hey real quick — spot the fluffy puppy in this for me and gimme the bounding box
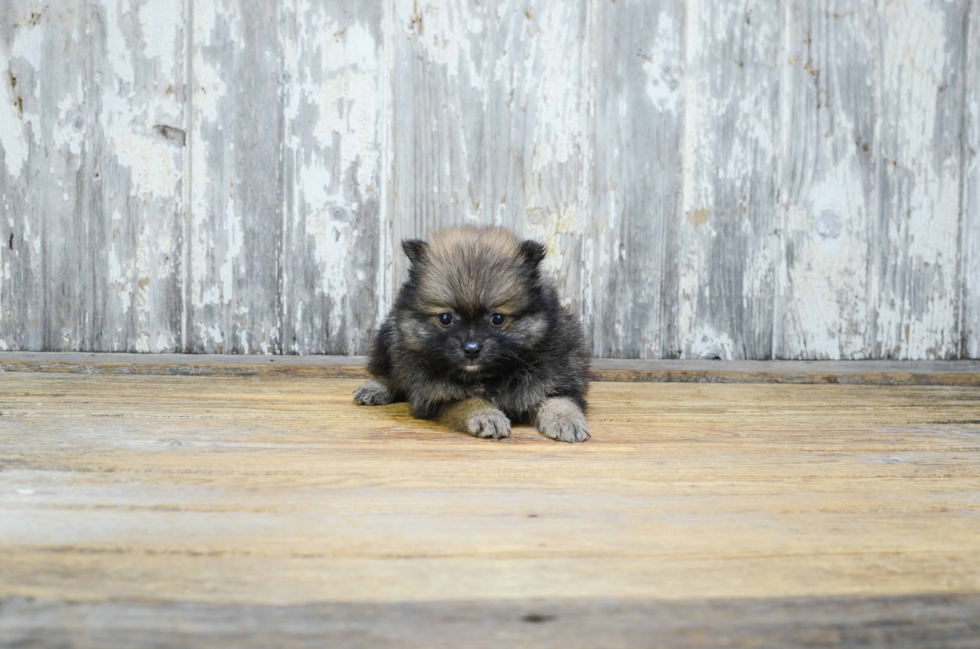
[354,227,590,442]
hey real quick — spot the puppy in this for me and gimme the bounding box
[354,227,590,442]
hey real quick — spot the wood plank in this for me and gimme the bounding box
[0,3,89,351]
[963,0,980,359]
[0,2,39,352]
[776,0,877,359]
[280,0,384,355]
[2,353,980,384]
[590,0,683,358]
[389,0,492,287]
[0,2,185,354]
[88,0,186,352]
[1,373,978,643]
[185,0,283,353]
[487,0,591,318]
[0,376,978,606]
[4,594,980,648]
[872,0,967,359]
[388,0,592,310]
[0,352,371,378]
[678,0,781,360]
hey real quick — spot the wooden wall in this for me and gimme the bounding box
[1,0,977,359]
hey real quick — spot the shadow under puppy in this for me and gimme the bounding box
[354,227,590,442]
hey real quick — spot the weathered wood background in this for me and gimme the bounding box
[0,0,977,359]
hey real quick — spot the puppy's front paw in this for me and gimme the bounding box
[467,411,511,439]
[354,380,395,406]
[535,397,590,443]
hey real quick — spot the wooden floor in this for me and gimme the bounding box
[1,369,980,647]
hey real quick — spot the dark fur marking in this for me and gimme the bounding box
[401,239,429,266]
[518,239,547,267]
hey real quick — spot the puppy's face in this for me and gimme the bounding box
[398,228,548,378]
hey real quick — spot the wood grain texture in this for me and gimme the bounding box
[488,0,591,318]
[963,0,980,360]
[389,0,492,290]
[776,0,876,360]
[186,0,283,353]
[872,0,967,360]
[1,0,978,360]
[5,595,980,648]
[3,353,980,384]
[281,0,384,355]
[0,3,90,351]
[678,0,781,360]
[590,0,683,358]
[90,0,187,352]
[0,373,978,645]
[388,0,592,306]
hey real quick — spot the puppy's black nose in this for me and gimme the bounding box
[463,341,482,359]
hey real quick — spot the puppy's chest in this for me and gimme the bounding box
[464,383,488,399]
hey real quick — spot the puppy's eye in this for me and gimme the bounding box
[489,312,506,327]
[438,312,454,327]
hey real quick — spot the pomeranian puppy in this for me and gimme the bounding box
[354,227,590,442]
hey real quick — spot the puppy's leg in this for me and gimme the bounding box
[354,380,396,406]
[534,397,590,443]
[440,398,511,439]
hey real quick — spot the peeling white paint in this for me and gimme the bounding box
[188,2,226,318]
[876,0,961,359]
[681,0,705,217]
[690,326,736,360]
[137,0,181,74]
[678,0,706,355]
[1,0,976,359]
[523,3,586,173]
[281,0,386,352]
[116,131,180,199]
[643,13,681,115]
[780,165,871,359]
[133,221,151,352]
[0,20,44,175]
[153,331,173,352]
[964,5,980,360]
[86,0,186,351]
[197,324,224,345]
[676,0,781,359]
[219,200,242,306]
[108,241,132,316]
[310,22,380,192]
[488,0,592,317]
[410,0,485,89]
[99,0,181,200]
[0,75,29,174]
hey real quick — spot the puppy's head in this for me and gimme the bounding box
[398,227,550,378]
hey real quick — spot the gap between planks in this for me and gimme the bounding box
[0,353,979,385]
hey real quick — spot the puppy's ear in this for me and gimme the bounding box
[517,240,546,268]
[401,239,429,266]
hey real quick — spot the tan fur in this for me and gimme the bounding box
[534,397,590,443]
[396,317,431,353]
[506,311,548,345]
[416,227,531,314]
[439,397,511,439]
[429,227,520,259]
